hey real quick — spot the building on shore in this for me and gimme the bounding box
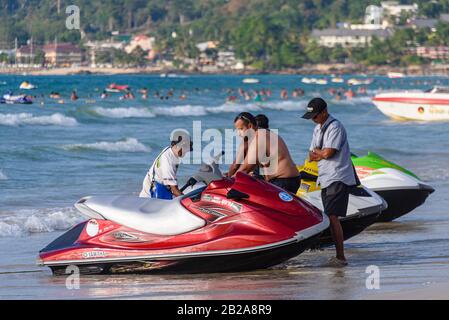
[408,46,449,60]
[311,28,393,48]
[125,35,156,59]
[16,42,82,67]
[42,43,82,67]
[408,18,439,31]
[381,1,418,18]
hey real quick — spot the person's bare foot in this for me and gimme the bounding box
[327,257,348,267]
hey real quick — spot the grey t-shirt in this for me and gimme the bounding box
[309,115,356,189]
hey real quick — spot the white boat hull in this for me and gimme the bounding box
[373,91,449,121]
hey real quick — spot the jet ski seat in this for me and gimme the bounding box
[75,196,206,236]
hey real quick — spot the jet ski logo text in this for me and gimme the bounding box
[174,121,280,175]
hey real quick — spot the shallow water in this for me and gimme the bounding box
[0,74,448,299]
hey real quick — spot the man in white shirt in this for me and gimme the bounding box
[140,130,193,199]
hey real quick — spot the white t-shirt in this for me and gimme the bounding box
[140,147,180,198]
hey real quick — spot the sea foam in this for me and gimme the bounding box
[0,113,78,127]
[63,138,150,153]
[0,207,82,237]
[93,107,155,118]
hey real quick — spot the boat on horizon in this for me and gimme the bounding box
[387,72,405,79]
[242,78,260,84]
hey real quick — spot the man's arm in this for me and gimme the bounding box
[310,125,343,161]
[169,185,183,197]
[235,135,258,175]
[310,148,337,161]
[227,140,246,176]
[227,162,240,177]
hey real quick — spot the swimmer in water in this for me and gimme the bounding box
[70,91,78,101]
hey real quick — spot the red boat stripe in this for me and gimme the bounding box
[372,97,449,105]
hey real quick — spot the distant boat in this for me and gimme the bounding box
[348,78,374,86]
[243,78,260,84]
[301,77,313,84]
[387,72,405,79]
[331,77,345,83]
[302,77,327,85]
[315,79,328,85]
[19,81,36,90]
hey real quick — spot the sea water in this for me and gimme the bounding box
[0,74,448,299]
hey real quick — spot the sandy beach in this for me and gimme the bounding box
[368,282,449,300]
[1,63,449,76]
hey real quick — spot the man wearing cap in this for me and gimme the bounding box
[140,130,193,200]
[302,98,357,266]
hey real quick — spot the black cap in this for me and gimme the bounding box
[302,97,327,119]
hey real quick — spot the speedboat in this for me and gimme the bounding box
[1,93,33,105]
[315,79,328,85]
[19,81,36,90]
[387,72,405,79]
[352,152,434,222]
[242,78,260,84]
[347,78,373,86]
[301,77,314,84]
[331,77,345,84]
[297,160,387,246]
[372,87,449,121]
[38,156,329,275]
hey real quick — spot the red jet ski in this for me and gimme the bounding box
[38,157,329,275]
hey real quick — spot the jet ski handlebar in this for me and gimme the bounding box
[180,151,225,192]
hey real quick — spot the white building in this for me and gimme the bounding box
[381,1,418,17]
[311,29,393,48]
[196,41,219,52]
[125,35,155,54]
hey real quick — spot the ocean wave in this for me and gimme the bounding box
[330,96,373,105]
[153,105,208,117]
[93,107,155,118]
[0,113,78,127]
[206,103,263,114]
[0,207,83,237]
[63,138,150,153]
[90,100,309,119]
[261,100,307,111]
[0,170,7,180]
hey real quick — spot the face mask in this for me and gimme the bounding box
[237,129,246,138]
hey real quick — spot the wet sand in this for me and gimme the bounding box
[1,211,448,300]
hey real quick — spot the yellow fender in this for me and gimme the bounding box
[296,159,321,196]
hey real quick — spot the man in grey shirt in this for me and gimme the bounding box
[302,97,357,266]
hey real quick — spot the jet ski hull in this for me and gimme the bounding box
[39,173,329,275]
[374,186,434,222]
[353,152,435,222]
[317,212,380,247]
[44,226,321,275]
